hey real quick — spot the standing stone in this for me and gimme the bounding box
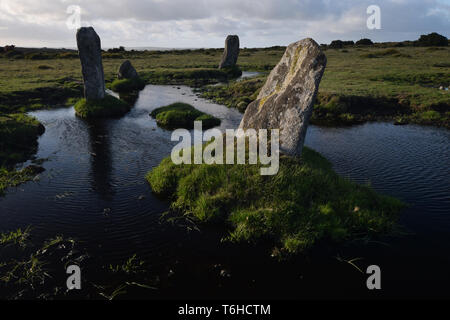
[118,60,138,79]
[239,38,327,157]
[76,27,105,100]
[219,35,240,69]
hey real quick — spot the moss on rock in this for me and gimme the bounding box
[110,77,146,93]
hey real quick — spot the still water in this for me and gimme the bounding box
[1,84,449,299]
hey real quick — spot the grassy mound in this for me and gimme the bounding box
[110,77,146,93]
[146,146,405,255]
[74,94,130,118]
[0,113,45,166]
[150,102,221,129]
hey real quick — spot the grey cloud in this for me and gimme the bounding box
[0,0,448,48]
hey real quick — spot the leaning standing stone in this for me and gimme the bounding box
[76,27,105,100]
[118,60,139,79]
[219,35,240,69]
[239,38,327,157]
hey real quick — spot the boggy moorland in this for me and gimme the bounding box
[0,35,449,299]
[1,42,448,181]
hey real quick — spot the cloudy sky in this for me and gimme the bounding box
[0,0,449,48]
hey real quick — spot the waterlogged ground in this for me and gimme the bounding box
[0,84,449,299]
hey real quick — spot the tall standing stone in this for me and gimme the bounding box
[76,27,105,100]
[219,35,240,69]
[239,38,327,157]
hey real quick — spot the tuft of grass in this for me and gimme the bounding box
[0,166,45,196]
[411,110,446,125]
[146,146,405,254]
[418,110,441,121]
[150,102,221,130]
[0,254,49,286]
[0,227,31,247]
[0,113,45,167]
[40,236,66,252]
[74,94,130,118]
[108,254,145,275]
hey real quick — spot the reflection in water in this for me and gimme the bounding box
[86,120,114,200]
[119,92,139,105]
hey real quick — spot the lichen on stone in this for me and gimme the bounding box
[258,83,282,110]
[289,45,304,76]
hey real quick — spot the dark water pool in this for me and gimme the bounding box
[1,85,449,299]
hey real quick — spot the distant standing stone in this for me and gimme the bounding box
[239,38,327,157]
[76,27,105,100]
[118,60,139,79]
[219,35,240,69]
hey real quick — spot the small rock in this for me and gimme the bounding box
[118,60,139,80]
[138,195,146,200]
